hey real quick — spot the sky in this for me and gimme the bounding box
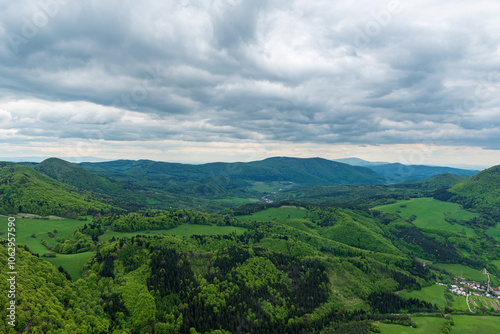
[0,0,499,167]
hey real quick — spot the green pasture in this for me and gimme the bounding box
[451,296,469,311]
[374,198,477,236]
[486,223,500,242]
[44,252,93,281]
[451,315,500,333]
[397,285,448,308]
[0,215,89,255]
[377,316,445,333]
[434,263,487,282]
[238,206,308,221]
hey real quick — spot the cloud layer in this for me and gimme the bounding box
[1,0,499,164]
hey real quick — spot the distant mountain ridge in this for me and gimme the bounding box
[78,156,387,187]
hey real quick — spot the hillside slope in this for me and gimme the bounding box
[450,165,500,211]
[0,162,115,216]
[34,158,127,195]
[368,163,478,184]
[79,156,386,192]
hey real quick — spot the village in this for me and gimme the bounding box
[439,280,500,299]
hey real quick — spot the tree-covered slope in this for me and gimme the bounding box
[367,163,478,184]
[414,173,470,190]
[79,156,386,190]
[449,165,500,211]
[34,158,126,196]
[0,162,115,216]
[0,241,110,333]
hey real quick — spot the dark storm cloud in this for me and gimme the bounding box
[0,0,500,150]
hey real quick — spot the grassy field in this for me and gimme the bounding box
[492,260,500,271]
[44,252,93,281]
[0,215,89,255]
[397,285,448,308]
[100,223,248,241]
[486,223,500,242]
[377,317,445,333]
[238,206,308,221]
[451,315,500,333]
[452,296,470,311]
[433,263,487,282]
[373,198,477,236]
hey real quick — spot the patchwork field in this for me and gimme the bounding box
[397,284,448,308]
[1,215,247,280]
[468,295,500,312]
[373,197,477,236]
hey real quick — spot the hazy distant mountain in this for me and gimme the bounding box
[79,156,386,192]
[332,157,389,166]
[365,163,478,184]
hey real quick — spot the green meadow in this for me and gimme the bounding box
[377,317,445,333]
[374,197,477,236]
[44,252,93,281]
[397,284,448,308]
[486,223,500,242]
[433,263,487,282]
[0,215,89,255]
[238,206,308,221]
[451,316,500,333]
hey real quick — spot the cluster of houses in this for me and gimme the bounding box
[438,280,500,299]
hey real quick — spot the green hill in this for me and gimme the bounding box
[0,162,115,216]
[78,157,386,199]
[414,173,470,190]
[34,158,126,195]
[368,163,478,184]
[450,165,500,211]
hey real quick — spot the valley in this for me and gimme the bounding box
[0,157,499,333]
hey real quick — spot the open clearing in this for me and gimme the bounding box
[451,315,500,333]
[373,198,477,236]
[377,316,445,333]
[397,284,448,308]
[486,223,500,242]
[433,263,487,282]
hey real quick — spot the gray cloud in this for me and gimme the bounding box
[1,0,500,159]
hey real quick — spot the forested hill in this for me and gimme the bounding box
[449,164,500,211]
[78,156,386,186]
[0,162,117,217]
[34,158,127,196]
[366,163,478,184]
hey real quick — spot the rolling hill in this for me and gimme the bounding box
[78,156,386,193]
[0,162,116,217]
[449,165,500,211]
[366,163,478,184]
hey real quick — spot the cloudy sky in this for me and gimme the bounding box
[1,0,499,167]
